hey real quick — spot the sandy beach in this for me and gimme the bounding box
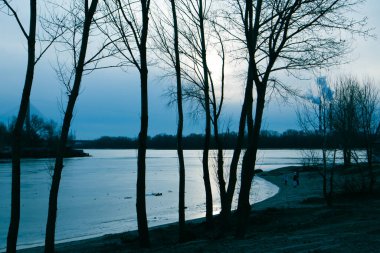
[18,165,380,253]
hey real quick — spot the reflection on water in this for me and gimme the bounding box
[0,149,308,250]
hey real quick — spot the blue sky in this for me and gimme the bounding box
[0,0,379,140]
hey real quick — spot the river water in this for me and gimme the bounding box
[0,149,304,251]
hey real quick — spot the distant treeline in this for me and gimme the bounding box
[0,115,73,150]
[74,129,366,150]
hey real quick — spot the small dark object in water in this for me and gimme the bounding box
[152,193,162,196]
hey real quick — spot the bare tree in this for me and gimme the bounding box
[43,1,110,251]
[2,2,37,251]
[176,5,230,226]
[174,0,214,226]
[208,22,228,226]
[297,76,336,206]
[171,0,186,241]
[1,1,61,251]
[169,0,186,242]
[332,76,361,168]
[222,0,369,237]
[356,78,379,192]
[103,0,151,247]
[151,0,187,241]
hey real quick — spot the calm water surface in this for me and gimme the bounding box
[0,149,305,251]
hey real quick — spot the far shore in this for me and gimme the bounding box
[18,165,380,253]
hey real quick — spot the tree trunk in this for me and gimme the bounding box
[328,150,336,205]
[221,91,248,220]
[209,31,227,227]
[222,0,263,225]
[322,149,332,206]
[208,52,226,227]
[343,146,351,167]
[44,2,98,252]
[136,68,149,247]
[7,1,36,252]
[136,1,150,247]
[198,0,213,226]
[220,72,253,225]
[214,119,226,217]
[211,76,227,227]
[236,84,265,238]
[170,0,186,242]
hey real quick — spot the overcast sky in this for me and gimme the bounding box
[0,0,379,140]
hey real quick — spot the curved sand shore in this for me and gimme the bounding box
[18,166,380,253]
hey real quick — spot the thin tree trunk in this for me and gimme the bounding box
[328,149,336,204]
[136,0,150,247]
[209,34,227,226]
[221,72,253,223]
[44,2,98,252]
[7,1,36,252]
[198,0,213,226]
[208,72,227,225]
[136,68,149,247]
[222,91,248,220]
[322,149,330,206]
[170,0,186,242]
[343,146,351,167]
[214,120,226,216]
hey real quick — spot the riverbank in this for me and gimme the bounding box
[0,147,89,159]
[19,165,380,253]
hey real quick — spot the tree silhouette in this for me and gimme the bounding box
[1,1,60,251]
[223,0,369,237]
[44,1,106,251]
[175,0,215,226]
[357,78,380,192]
[151,0,188,241]
[298,77,336,206]
[103,0,152,247]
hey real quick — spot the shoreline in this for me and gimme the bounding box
[17,165,380,252]
[14,166,292,252]
[13,170,282,252]
[6,173,278,252]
